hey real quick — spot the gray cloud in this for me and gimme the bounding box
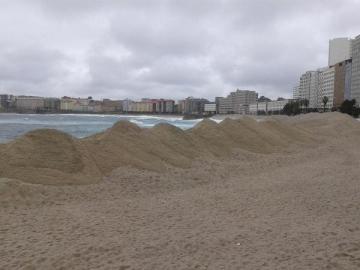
[0,0,360,100]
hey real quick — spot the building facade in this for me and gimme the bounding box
[344,60,352,101]
[298,71,320,108]
[44,98,60,112]
[218,89,258,114]
[297,67,337,110]
[318,66,335,109]
[60,97,96,112]
[180,97,209,115]
[328,37,352,66]
[123,99,175,113]
[292,85,300,100]
[333,60,351,108]
[249,99,290,115]
[0,94,15,111]
[102,99,123,112]
[204,103,216,114]
[15,96,45,112]
[350,35,360,104]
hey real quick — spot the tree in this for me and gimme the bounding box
[299,99,309,113]
[322,96,329,112]
[258,96,271,102]
[282,100,301,115]
[340,99,360,118]
[303,99,309,112]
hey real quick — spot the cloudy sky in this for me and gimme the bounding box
[0,0,359,101]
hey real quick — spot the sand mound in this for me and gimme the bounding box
[85,121,161,172]
[0,129,102,185]
[1,113,358,187]
[218,118,276,153]
[147,123,200,160]
[258,119,314,145]
[291,112,360,137]
[188,119,236,156]
[86,122,199,173]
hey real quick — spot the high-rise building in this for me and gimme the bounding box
[344,60,352,101]
[298,71,320,108]
[218,89,258,114]
[328,37,352,66]
[297,68,336,110]
[350,35,360,104]
[292,85,300,99]
[333,60,353,107]
[318,66,335,109]
[182,97,209,115]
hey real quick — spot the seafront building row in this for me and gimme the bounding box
[1,90,291,115]
[0,90,291,116]
[293,34,360,110]
[0,95,178,114]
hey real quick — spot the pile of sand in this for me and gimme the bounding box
[0,112,358,186]
[0,129,102,185]
[291,112,360,137]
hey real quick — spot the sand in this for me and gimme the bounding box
[1,112,360,269]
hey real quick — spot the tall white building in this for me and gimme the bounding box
[292,85,300,99]
[350,35,360,104]
[298,71,320,108]
[297,68,336,110]
[318,66,335,109]
[328,38,352,66]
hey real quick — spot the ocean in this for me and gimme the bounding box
[0,113,202,143]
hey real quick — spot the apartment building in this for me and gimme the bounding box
[298,71,320,108]
[88,100,103,113]
[128,101,152,113]
[344,60,353,100]
[204,103,216,114]
[218,89,258,114]
[328,37,352,66]
[102,99,123,112]
[60,97,94,112]
[177,100,185,114]
[218,96,233,114]
[350,35,360,104]
[318,66,335,109]
[126,99,175,113]
[122,99,133,113]
[249,99,290,115]
[60,97,77,111]
[292,85,300,99]
[179,97,209,115]
[152,99,175,113]
[44,98,60,112]
[333,60,353,107]
[15,96,45,112]
[0,94,15,111]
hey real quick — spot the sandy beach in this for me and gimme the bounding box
[1,112,360,269]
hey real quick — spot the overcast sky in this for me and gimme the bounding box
[0,0,359,101]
